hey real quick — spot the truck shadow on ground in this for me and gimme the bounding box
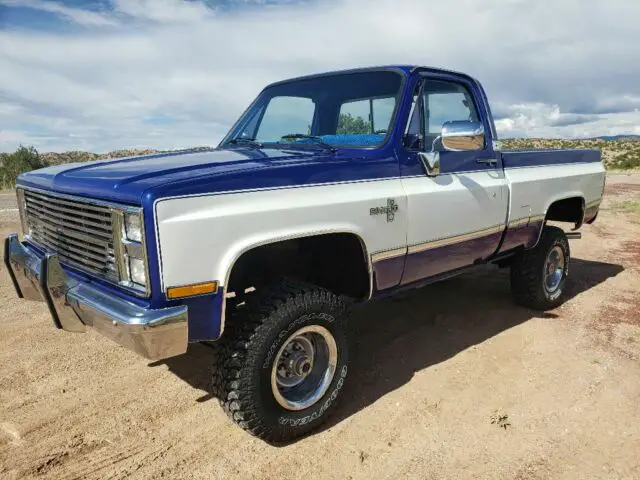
[153,257,623,442]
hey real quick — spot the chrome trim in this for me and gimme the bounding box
[441,120,485,151]
[371,246,407,263]
[16,188,28,235]
[19,185,141,212]
[111,210,129,283]
[19,186,150,298]
[508,217,530,228]
[5,234,187,360]
[270,325,338,411]
[418,151,441,177]
[124,241,145,258]
[111,210,150,296]
[407,224,504,255]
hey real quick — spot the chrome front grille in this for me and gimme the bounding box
[23,189,119,280]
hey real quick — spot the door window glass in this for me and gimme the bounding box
[422,81,479,134]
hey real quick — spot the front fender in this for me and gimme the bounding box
[153,180,404,296]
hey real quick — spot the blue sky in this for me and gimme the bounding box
[1,0,639,152]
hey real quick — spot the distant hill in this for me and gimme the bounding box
[595,135,640,141]
[39,146,213,166]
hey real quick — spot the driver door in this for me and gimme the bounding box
[400,76,508,285]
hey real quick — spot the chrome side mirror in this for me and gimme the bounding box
[441,120,485,151]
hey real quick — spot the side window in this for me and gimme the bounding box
[372,97,395,133]
[338,100,371,134]
[338,97,396,134]
[422,81,479,135]
[254,96,315,142]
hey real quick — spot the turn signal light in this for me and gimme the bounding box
[167,281,218,299]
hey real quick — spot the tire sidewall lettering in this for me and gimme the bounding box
[278,365,348,428]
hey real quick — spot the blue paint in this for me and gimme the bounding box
[501,149,600,169]
[584,205,599,223]
[373,254,406,291]
[497,221,543,254]
[183,292,224,342]
[400,230,504,286]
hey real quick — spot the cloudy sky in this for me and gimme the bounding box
[1,0,639,152]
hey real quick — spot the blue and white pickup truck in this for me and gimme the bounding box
[5,65,605,442]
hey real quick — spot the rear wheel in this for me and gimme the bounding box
[211,281,349,443]
[510,225,570,310]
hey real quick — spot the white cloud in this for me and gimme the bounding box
[1,0,640,151]
[495,103,640,138]
[112,0,216,23]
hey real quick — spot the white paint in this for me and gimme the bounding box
[401,170,509,249]
[155,178,407,291]
[504,162,606,222]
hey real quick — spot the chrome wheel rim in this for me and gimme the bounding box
[544,246,565,293]
[271,325,337,411]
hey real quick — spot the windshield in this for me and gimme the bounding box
[221,70,403,149]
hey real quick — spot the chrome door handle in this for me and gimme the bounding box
[476,157,497,166]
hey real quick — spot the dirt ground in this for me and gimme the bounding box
[1,175,639,480]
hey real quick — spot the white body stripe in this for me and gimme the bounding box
[155,179,406,291]
[504,162,605,223]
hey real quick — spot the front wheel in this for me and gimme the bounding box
[510,225,570,310]
[211,281,349,443]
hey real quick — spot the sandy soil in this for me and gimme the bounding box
[1,175,639,480]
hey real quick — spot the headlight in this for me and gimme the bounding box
[129,257,147,285]
[113,208,149,296]
[124,212,143,242]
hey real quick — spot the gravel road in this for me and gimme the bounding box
[1,175,639,479]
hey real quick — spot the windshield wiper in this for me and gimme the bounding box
[225,137,264,148]
[280,134,336,152]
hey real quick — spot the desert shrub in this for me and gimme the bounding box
[0,145,46,188]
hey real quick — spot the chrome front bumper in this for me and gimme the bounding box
[4,234,188,360]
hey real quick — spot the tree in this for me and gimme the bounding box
[0,145,45,188]
[336,113,371,134]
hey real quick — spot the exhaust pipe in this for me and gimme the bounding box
[566,232,582,240]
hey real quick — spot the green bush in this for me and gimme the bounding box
[614,152,640,169]
[337,113,371,134]
[0,145,46,188]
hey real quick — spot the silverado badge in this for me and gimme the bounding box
[370,198,398,222]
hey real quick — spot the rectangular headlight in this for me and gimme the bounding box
[124,212,143,242]
[112,207,149,296]
[129,257,147,285]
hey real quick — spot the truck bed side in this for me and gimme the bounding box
[498,149,605,253]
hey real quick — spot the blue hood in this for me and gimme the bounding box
[17,148,337,204]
